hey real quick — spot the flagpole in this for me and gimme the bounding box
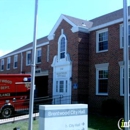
[123,0,129,129]
[28,0,38,130]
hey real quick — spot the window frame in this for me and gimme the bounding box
[95,63,109,96]
[96,28,108,53]
[36,48,41,64]
[120,23,130,48]
[1,59,4,71]
[7,57,11,70]
[119,61,130,96]
[13,55,18,69]
[47,45,49,62]
[26,51,31,66]
[58,29,67,60]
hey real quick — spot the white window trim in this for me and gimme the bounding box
[7,57,11,70]
[1,59,4,71]
[36,48,41,64]
[26,51,31,66]
[47,45,49,62]
[96,28,108,53]
[120,22,130,48]
[58,29,67,61]
[13,55,18,69]
[119,61,130,96]
[95,63,109,96]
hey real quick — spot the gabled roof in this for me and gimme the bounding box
[63,14,93,28]
[0,36,49,58]
[48,14,93,40]
[89,6,130,30]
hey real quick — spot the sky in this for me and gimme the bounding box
[0,0,128,57]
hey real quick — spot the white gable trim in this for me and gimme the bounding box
[71,26,89,33]
[48,14,76,41]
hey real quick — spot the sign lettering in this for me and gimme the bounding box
[0,79,12,84]
[0,86,10,90]
[56,72,67,78]
[0,93,10,97]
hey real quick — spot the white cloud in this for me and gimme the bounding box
[0,50,12,57]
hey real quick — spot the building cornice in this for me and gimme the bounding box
[0,42,49,59]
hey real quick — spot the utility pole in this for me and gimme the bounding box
[28,0,38,130]
[123,0,129,130]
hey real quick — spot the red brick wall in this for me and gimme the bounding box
[78,32,89,103]
[89,23,124,112]
[0,45,49,74]
[0,53,21,74]
[48,20,90,103]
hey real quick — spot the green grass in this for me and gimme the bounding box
[0,114,120,130]
[0,119,39,130]
[88,113,120,130]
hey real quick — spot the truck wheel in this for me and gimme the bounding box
[1,107,13,118]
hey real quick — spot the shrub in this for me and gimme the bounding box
[101,99,123,116]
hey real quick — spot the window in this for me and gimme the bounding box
[7,57,11,70]
[59,81,64,92]
[47,45,49,62]
[119,61,130,95]
[1,59,4,71]
[26,51,31,65]
[58,29,67,60]
[120,23,130,48]
[36,48,41,63]
[60,37,65,59]
[95,63,109,95]
[56,81,58,92]
[66,80,68,92]
[14,55,18,68]
[96,28,108,52]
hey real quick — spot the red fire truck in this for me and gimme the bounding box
[0,74,31,118]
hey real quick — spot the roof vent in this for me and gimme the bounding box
[82,22,86,27]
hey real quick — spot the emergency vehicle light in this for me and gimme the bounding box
[5,100,9,103]
[23,77,31,82]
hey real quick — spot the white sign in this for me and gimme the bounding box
[56,72,67,78]
[39,104,88,130]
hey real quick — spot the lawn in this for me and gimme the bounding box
[0,114,120,130]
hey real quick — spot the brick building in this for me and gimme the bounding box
[0,7,130,112]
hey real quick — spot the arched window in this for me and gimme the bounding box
[60,37,65,59]
[58,29,67,60]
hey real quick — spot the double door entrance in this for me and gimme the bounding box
[53,79,71,104]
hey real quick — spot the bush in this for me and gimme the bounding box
[101,99,123,116]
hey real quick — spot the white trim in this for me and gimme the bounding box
[47,45,49,62]
[26,51,31,66]
[13,55,18,69]
[95,63,109,69]
[48,14,76,41]
[6,57,11,70]
[48,34,55,40]
[120,22,130,48]
[57,29,67,61]
[89,16,130,31]
[96,28,108,53]
[118,61,130,96]
[36,48,41,64]
[0,42,49,59]
[71,26,89,33]
[95,63,109,96]
[0,59,4,71]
